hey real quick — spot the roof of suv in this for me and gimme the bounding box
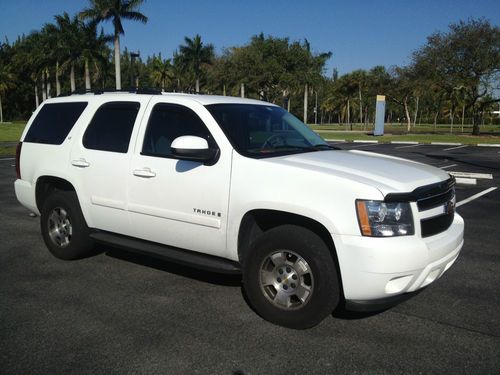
[48,92,276,107]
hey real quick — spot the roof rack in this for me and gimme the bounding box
[58,87,164,97]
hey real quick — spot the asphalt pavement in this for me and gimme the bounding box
[0,144,499,374]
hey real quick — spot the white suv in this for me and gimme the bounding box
[15,91,464,328]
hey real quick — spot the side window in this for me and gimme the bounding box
[24,102,88,145]
[142,103,214,158]
[83,102,140,153]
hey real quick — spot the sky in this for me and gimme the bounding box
[1,0,499,77]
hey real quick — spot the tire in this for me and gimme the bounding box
[242,225,340,329]
[40,189,94,260]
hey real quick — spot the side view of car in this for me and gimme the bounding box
[15,90,464,328]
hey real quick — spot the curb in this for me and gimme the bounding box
[324,139,500,147]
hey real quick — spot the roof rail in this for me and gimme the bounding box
[57,87,163,97]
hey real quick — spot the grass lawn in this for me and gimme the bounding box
[311,123,500,135]
[0,122,26,142]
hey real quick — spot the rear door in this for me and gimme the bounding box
[127,97,232,258]
[70,97,150,234]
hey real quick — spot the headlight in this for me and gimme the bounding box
[356,200,414,237]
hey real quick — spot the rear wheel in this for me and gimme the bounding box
[40,189,94,260]
[242,225,340,329]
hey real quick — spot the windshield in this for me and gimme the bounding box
[206,104,331,158]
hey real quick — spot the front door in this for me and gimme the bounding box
[127,98,232,258]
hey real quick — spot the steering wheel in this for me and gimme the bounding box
[262,134,286,149]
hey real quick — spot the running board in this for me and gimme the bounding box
[90,232,241,274]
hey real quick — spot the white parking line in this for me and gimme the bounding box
[457,187,498,207]
[0,158,15,161]
[455,178,477,185]
[439,164,457,169]
[352,140,378,143]
[390,141,419,145]
[325,139,346,142]
[431,142,461,146]
[444,145,468,151]
[395,144,422,149]
[449,171,493,180]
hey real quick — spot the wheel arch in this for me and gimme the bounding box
[237,209,344,295]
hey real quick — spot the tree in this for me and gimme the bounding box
[149,54,173,90]
[79,0,148,90]
[0,61,15,122]
[412,18,500,134]
[177,34,214,93]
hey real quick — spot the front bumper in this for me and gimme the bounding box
[332,213,464,302]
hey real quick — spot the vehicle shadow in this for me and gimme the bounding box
[103,246,242,287]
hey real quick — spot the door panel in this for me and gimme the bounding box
[127,99,231,258]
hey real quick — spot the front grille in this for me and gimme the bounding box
[421,211,454,237]
[385,177,456,238]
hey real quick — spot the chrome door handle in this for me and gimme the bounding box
[71,159,90,168]
[133,168,156,178]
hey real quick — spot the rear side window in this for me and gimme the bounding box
[24,102,88,145]
[142,103,214,158]
[83,102,140,153]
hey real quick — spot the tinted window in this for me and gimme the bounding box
[24,102,88,145]
[206,104,328,158]
[83,102,140,153]
[142,103,214,157]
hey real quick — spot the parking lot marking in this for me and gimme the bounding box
[477,143,500,147]
[440,164,457,169]
[457,187,498,207]
[0,158,15,161]
[390,141,419,145]
[395,144,422,149]
[353,140,378,143]
[449,171,493,180]
[431,142,461,146]
[444,145,468,151]
[325,139,346,142]
[455,178,477,185]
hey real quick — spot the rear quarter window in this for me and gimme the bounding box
[24,102,88,145]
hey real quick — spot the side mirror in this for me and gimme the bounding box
[171,136,217,162]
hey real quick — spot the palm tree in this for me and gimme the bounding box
[149,54,173,90]
[178,34,214,93]
[79,23,113,90]
[79,0,148,90]
[0,63,15,123]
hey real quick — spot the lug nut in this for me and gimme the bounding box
[278,269,284,274]
[277,278,281,283]
[291,283,296,288]
[292,274,297,280]
[283,285,288,290]
[286,267,291,273]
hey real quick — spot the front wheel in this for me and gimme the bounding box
[242,225,340,329]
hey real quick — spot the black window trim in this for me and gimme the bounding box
[139,102,220,165]
[82,100,141,154]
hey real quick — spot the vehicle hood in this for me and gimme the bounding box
[266,149,451,196]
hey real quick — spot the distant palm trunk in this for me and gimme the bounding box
[46,69,51,98]
[461,103,465,132]
[42,74,47,101]
[195,78,200,93]
[85,59,91,90]
[114,35,121,90]
[55,62,61,96]
[287,96,291,112]
[70,63,76,92]
[223,84,226,96]
[303,83,308,124]
[240,83,245,98]
[413,96,419,128]
[404,98,411,132]
[347,98,350,130]
[0,95,3,123]
[358,85,363,126]
[34,83,39,108]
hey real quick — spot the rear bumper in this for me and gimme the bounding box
[333,213,464,301]
[14,179,39,214]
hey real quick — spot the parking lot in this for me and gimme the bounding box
[0,144,499,374]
